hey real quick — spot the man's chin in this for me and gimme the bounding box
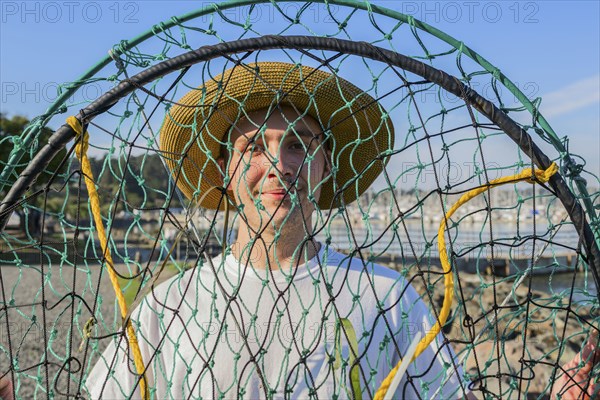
[241,196,315,230]
[253,206,302,231]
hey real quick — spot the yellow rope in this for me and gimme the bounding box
[374,162,558,399]
[66,116,149,400]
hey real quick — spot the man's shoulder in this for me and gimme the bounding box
[135,257,218,311]
[322,247,406,282]
[322,248,427,318]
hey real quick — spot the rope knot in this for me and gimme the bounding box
[526,162,558,184]
[78,317,96,352]
[66,116,90,157]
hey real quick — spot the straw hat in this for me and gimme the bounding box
[160,62,394,210]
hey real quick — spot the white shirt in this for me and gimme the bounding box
[86,244,469,399]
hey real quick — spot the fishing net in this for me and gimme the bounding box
[1,2,599,399]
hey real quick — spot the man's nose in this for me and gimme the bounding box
[267,149,297,180]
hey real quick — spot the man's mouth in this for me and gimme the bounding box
[264,189,287,195]
[260,187,298,199]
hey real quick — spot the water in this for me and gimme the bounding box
[528,271,598,302]
[315,218,598,301]
[316,218,581,259]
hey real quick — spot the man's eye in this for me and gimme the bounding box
[246,143,264,154]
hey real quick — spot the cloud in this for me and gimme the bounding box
[541,75,600,118]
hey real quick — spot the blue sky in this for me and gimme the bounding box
[1,1,598,179]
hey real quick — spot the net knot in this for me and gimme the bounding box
[562,159,585,179]
[491,67,502,80]
[151,22,168,35]
[10,136,22,149]
[112,40,129,56]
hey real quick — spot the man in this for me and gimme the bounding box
[85,62,470,399]
[81,62,597,399]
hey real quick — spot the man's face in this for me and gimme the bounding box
[219,107,330,231]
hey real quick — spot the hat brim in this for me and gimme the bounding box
[160,62,394,210]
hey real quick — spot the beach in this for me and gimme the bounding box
[0,263,131,399]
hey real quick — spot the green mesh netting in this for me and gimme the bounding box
[1,2,599,399]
